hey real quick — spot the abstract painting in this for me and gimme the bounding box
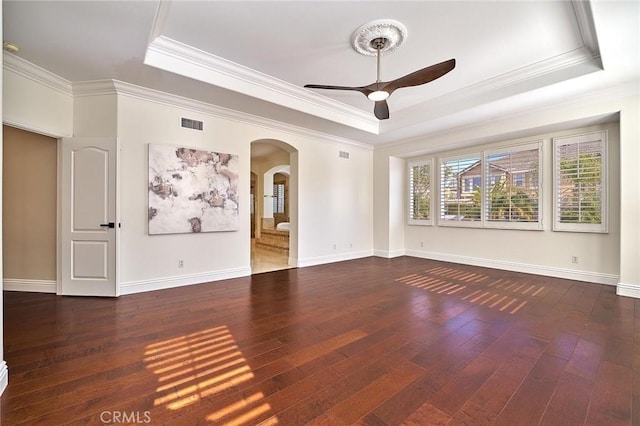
[148,144,239,234]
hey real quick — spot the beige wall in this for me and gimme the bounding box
[2,126,57,280]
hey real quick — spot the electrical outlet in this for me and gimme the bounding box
[178,259,184,268]
[333,244,337,250]
[420,242,424,248]
[571,256,578,264]
[349,243,353,249]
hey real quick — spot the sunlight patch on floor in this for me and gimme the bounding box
[144,325,277,424]
[395,270,545,315]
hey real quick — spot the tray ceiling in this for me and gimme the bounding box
[3,1,638,146]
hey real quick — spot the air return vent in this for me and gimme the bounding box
[339,151,350,159]
[181,117,203,131]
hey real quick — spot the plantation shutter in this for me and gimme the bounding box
[484,143,541,228]
[439,155,482,223]
[273,183,285,214]
[553,131,607,233]
[409,160,432,224]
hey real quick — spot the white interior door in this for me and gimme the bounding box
[60,137,118,296]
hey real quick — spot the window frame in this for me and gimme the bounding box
[552,130,608,233]
[483,141,543,231]
[408,158,434,226]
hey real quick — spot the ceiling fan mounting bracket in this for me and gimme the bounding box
[370,38,388,51]
[352,19,407,56]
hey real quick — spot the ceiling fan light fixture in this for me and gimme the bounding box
[368,90,389,101]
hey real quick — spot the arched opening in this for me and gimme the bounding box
[250,139,298,273]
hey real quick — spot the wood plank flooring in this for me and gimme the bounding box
[1,256,638,425]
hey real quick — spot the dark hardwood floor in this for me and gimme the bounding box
[1,257,638,425]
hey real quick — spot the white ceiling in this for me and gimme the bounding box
[3,1,639,147]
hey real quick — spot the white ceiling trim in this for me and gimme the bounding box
[73,80,121,97]
[3,52,72,96]
[380,45,602,135]
[144,35,380,134]
[381,79,634,156]
[571,0,600,54]
[71,78,373,151]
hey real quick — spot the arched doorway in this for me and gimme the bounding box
[250,139,298,273]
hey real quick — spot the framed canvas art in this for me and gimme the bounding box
[148,144,239,234]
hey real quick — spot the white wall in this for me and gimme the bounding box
[374,94,640,294]
[73,94,117,137]
[114,93,374,293]
[3,56,73,138]
[295,136,374,266]
[5,54,637,301]
[411,123,619,283]
[617,96,640,297]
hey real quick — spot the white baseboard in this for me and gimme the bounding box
[297,250,374,268]
[373,249,406,258]
[405,249,619,286]
[119,267,252,295]
[616,283,640,299]
[3,278,57,293]
[0,361,8,397]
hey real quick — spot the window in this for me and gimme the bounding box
[464,177,481,193]
[553,131,607,233]
[513,173,525,187]
[434,143,542,229]
[409,159,433,225]
[485,143,542,229]
[273,183,285,214]
[439,155,482,223]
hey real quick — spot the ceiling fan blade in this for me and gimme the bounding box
[304,84,369,96]
[374,100,389,120]
[384,58,456,94]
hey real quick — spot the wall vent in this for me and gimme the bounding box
[339,151,350,159]
[181,117,203,131]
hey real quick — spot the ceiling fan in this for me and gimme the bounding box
[304,35,455,120]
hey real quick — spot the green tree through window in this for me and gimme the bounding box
[410,163,431,221]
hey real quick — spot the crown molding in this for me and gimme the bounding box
[72,79,373,150]
[73,80,118,97]
[459,46,601,100]
[3,52,73,96]
[144,35,379,134]
[572,0,601,55]
[379,79,634,154]
[380,42,603,139]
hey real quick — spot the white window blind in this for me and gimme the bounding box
[273,183,285,214]
[409,160,432,225]
[553,131,607,233]
[439,155,482,223]
[485,143,542,229]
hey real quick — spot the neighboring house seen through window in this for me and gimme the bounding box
[434,142,543,229]
[440,155,482,223]
[484,143,542,229]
